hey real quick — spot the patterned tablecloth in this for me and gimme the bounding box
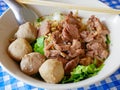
[0,0,120,90]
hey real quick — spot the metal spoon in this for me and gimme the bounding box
[4,0,38,25]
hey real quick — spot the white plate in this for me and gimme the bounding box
[0,0,120,90]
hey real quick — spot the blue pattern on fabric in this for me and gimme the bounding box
[100,0,120,9]
[0,0,8,15]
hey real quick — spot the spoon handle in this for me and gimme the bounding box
[4,0,22,15]
[4,0,25,24]
[4,0,21,9]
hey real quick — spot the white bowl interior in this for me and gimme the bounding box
[0,0,120,89]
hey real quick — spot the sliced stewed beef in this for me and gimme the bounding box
[65,57,79,75]
[43,13,109,75]
[38,20,50,37]
[62,22,80,41]
[79,57,93,66]
[87,15,109,35]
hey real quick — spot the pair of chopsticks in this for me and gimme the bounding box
[16,0,120,14]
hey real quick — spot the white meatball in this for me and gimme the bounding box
[20,52,45,75]
[15,22,37,43]
[8,38,32,61]
[39,59,64,84]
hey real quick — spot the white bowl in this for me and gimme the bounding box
[0,0,120,89]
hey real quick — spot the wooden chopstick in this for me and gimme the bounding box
[16,0,120,14]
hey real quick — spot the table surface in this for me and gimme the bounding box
[0,0,120,90]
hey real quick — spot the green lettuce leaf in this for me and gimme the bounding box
[62,62,104,83]
[33,36,44,55]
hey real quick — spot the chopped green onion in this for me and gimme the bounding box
[106,35,110,44]
[36,18,42,22]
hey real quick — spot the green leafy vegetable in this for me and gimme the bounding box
[106,35,110,44]
[33,36,45,55]
[62,63,104,83]
[36,18,42,23]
